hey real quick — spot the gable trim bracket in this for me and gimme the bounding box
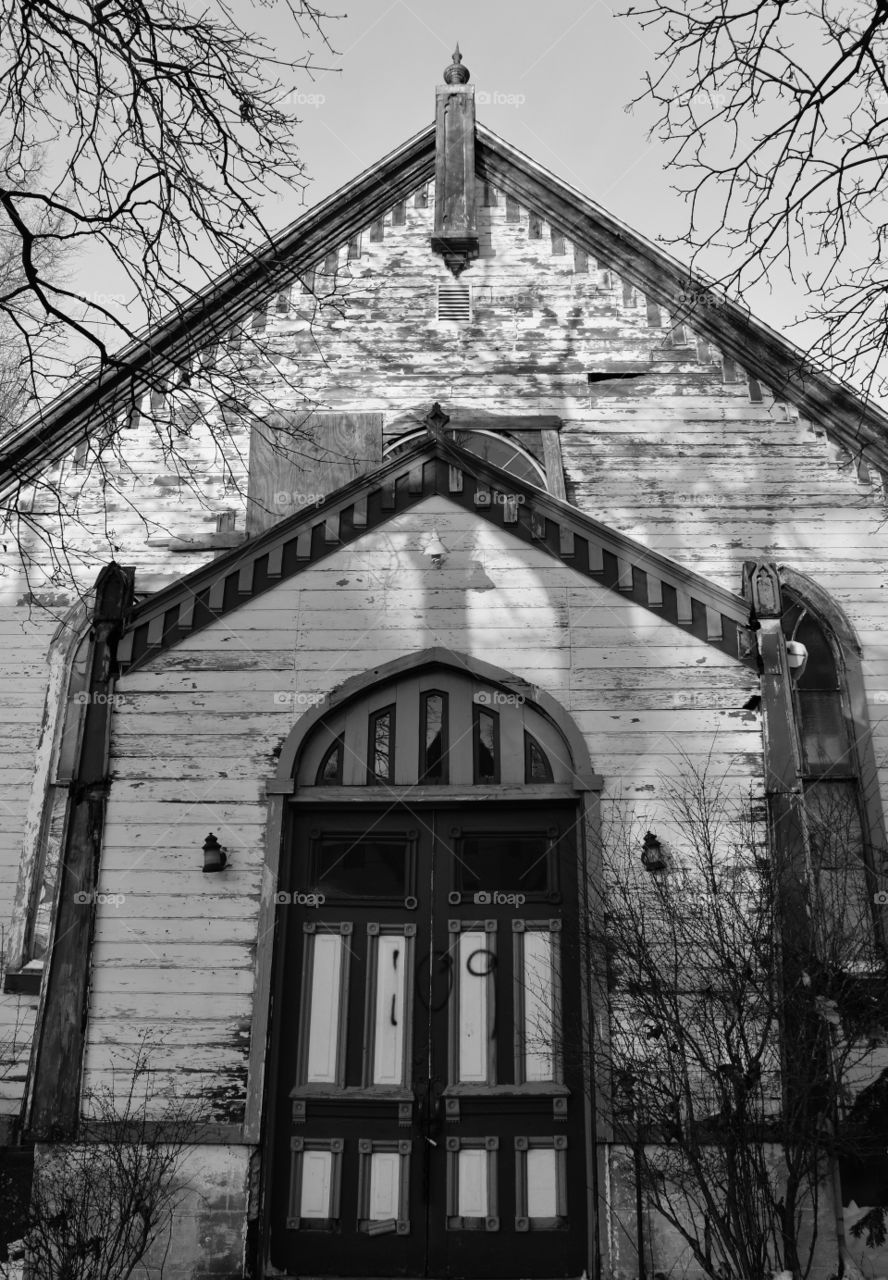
[476,128,888,474]
[0,127,438,501]
[115,435,757,675]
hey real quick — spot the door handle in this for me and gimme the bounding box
[425,1079,444,1143]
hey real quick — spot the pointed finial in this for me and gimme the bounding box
[425,402,451,437]
[443,44,470,85]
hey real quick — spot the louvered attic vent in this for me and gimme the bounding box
[437,284,472,322]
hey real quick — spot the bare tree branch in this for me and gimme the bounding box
[562,756,888,1279]
[625,0,888,401]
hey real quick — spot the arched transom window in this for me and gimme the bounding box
[384,428,548,492]
[295,669,574,789]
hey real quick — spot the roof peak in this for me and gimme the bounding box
[443,44,470,85]
[115,429,753,675]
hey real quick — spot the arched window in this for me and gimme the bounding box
[781,582,885,958]
[384,428,548,492]
[296,668,573,790]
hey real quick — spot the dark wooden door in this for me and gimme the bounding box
[267,802,589,1278]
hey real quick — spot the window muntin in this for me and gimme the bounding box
[316,734,344,785]
[384,428,547,491]
[782,591,877,948]
[452,430,543,489]
[798,692,850,774]
[804,779,872,955]
[294,668,577,789]
[420,691,448,783]
[525,732,554,783]
[367,705,395,784]
[473,706,500,784]
[784,601,850,775]
[785,604,851,775]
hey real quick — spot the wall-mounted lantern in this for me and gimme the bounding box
[202,833,228,873]
[785,639,808,681]
[641,831,666,872]
[424,531,447,569]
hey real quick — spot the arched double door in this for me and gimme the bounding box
[265,663,594,1279]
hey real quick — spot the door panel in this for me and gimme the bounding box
[267,802,589,1278]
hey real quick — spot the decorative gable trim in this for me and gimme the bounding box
[0,127,437,499]
[9,119,888,497]
[475,127,888,477]
[116,433,756,674]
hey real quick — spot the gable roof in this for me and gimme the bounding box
[476,128,888,471]
[115,430,757,673]
[0,125,437,499]
[4,111,888,500]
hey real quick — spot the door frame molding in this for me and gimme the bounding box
[248,648,607,1278]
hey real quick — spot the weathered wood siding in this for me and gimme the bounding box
[81,500,760,1114]
[0,595,63,1109]
[1,173,888,1149]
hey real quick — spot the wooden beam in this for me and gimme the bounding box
[432,79,479,275]
[27,562,135,1140]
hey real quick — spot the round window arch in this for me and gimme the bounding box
[294,665,576,790]
[384,428,548,492]
[269,649,597,795]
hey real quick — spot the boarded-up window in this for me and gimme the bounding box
[246,411,384,534]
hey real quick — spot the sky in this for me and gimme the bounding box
[74,0,814,357]
[241,0,811,340]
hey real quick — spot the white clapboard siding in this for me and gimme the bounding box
[88,1016,254,1047]
[81,521,768,1114]
[4,188,888,1172]
[94,916,259,946]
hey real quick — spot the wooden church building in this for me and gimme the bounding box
[1,48,887,1280]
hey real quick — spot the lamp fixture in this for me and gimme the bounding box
[641,831,666,872]
[785,639,808,681]
[202,832,228,873]
[424,531,447,568]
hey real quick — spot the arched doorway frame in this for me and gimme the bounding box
[246,647,607,1278]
